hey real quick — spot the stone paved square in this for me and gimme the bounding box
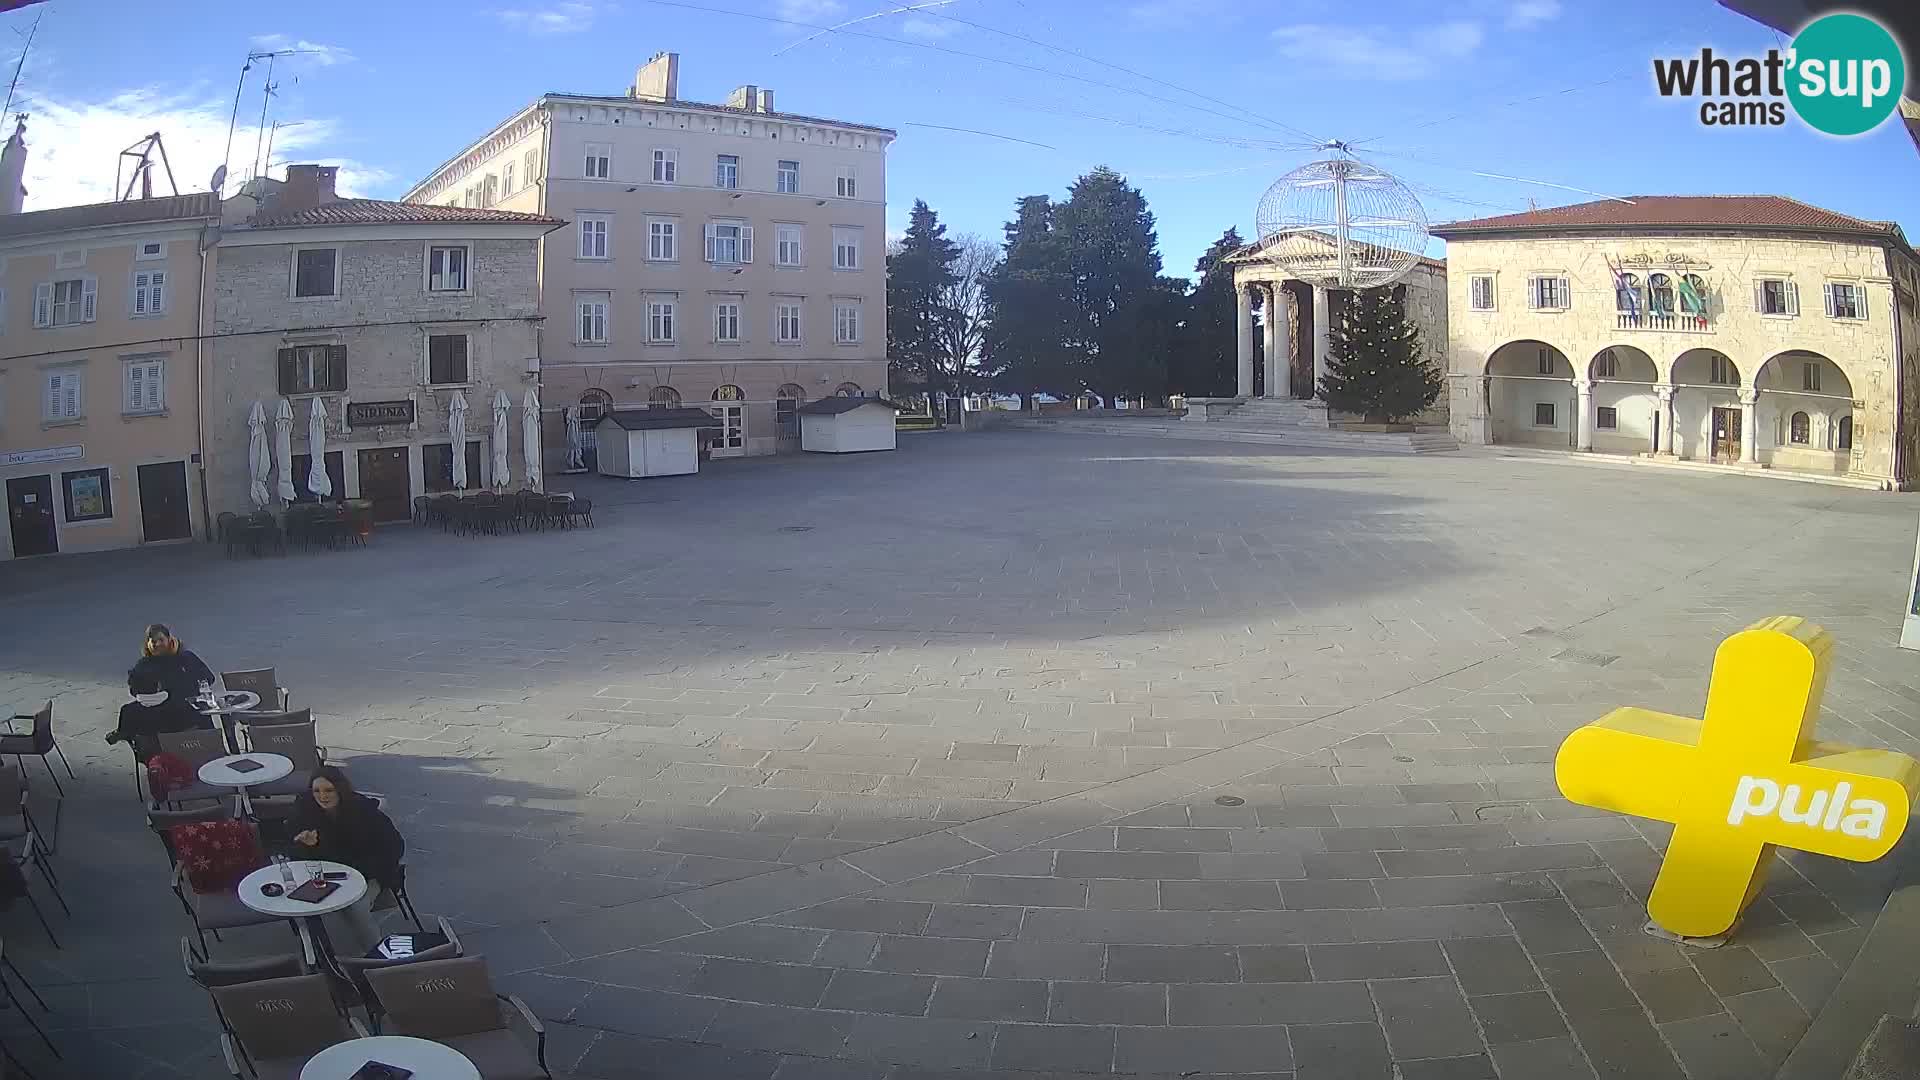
[4,429,1919,1078]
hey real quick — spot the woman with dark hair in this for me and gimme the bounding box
[134,624,217,706]
[290,766,406,950]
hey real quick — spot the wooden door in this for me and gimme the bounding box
[357,448,412,522]
[1711,407,1741,462]
[5,474,56,557]
[136,461,192,542]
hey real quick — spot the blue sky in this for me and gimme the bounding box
[13,0,1919,278]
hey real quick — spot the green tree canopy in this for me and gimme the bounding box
[886,199,961,399]
[1318,286,1441,424]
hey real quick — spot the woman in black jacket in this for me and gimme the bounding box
[105,664,208,765]
[290,766,406,951]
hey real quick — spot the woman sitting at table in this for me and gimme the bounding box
[290,766,406,951]
[135,623,217,704]
[104,664,207,764]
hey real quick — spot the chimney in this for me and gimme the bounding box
[757,88,775,114]
[633,51,679,102]
[279,164,339,212]
[0,116,26,215]
[726,84,756,110]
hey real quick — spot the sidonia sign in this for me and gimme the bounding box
[1555,616,1920,939]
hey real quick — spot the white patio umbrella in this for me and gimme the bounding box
[491,389,512,491]
[522,389,543,490]
[448,390,470,490]
[564,406,583,470]
[306,398,332,498]
[246,401,271,509]
[273,399,297,504]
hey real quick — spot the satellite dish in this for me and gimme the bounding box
[210,165,228,194]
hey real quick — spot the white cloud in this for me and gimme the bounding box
[899,15,955,38]
[1270,19,1485,79]
[16,85,392,211]
[247,34,355,66]
[775,0,846,23]
[492,1,603,34]
[1506,0,1561,28]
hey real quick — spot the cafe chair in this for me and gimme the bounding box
[152,730,234,807]
[0,939,53,1060]
[183,926,316,1036]
[0,766,50,861]
[0,704,71,799]
[244,723,328,798]
[333,916,462,1025]
[148,802,241,867]
[220,670,290,713]
[361,956,550,1078]
[167,820,288,961]
[209,972,365,1080]
[0,833,62,949]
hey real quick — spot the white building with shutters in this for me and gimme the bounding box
[1433,195,1920,489]
[0,192,222,560]
[401,51,893,463]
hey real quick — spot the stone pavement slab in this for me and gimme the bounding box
[3,431,1919,1078]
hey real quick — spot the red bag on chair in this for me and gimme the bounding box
[169,820,264,894]
[145,752,193,802]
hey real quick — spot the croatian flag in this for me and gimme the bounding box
[1609,258,1639,316]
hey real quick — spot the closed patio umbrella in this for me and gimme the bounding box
[448,390,469,491]
[306,398,332,498]
[491,389,512,491]
[273,399,296,504]
[246,401,270,509]
[522,389,543,490]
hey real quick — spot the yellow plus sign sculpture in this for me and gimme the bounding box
[1555,616,1920,939]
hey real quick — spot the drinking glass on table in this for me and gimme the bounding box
[307,860,324,882]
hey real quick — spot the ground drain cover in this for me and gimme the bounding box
[1214,795,1245,806]
[1553,648,1620,667]
[1475,803,1529,822]
[778,525,815,533]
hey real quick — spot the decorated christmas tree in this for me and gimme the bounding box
[1317,286,1441,424]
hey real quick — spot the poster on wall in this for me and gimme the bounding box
[1901,518,1920,651]
[69,474,105,517]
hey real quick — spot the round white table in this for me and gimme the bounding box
[238,861,368,918]
[300,1035,480,1080]
[198,752,294,791]
[196,690,262,752]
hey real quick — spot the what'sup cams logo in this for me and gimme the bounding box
[1654,12,1907,136]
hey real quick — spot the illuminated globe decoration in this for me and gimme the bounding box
[1254,155,1429,290]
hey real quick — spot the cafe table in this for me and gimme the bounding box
[301,1035,480,1080]
[239,860,368,969]
[195,689,262,753]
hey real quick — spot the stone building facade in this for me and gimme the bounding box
[401,52,893,466]
[1223,236,1449,426]
[0,192,220,560]
[205,166,562,522]
[1433,196,1920,488]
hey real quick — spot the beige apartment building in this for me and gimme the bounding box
[1433,196,1920,488]
[207,166,561,523]
[403,52,894,465]
[0,193,221,559]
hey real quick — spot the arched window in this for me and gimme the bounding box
[578,388,612,421]
[835,382,862,397]
[712,385,744,402]
[1592,350,1617,379]
[648,386,681,408]
[1615,273,1641,313]
[1648,273,1674,315]
[1790,411,1811,445]
[1837,415,1853,451]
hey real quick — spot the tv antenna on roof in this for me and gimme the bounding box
[115,132,179,201]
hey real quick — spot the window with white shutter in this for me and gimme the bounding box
[1469,274,1495,311]
[579,217,610,259]
[776,302,802,343]
[576,293,610,343]
[647,219,677,261]
[776,224,802,267]
[39,278,94,326]
[584,144,611,180]
[705,220,750,264]
[1756,278,1798,316]
[713,301,741,343]
[833,227,861,270]
[124,357,165,414]
[834,300,861,343]
[647,298,676,343]
[1527,275,1569,310]
[714,154,739,190]
[652,148,678,183]
[43,369,81,420]
[133,270,167,315]
[836,165,858,199]
[1825,282,1865,320]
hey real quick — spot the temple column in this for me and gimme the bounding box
[1235,286,1254,398]
[1262,284,1289,398]
[1312,285,1331,399]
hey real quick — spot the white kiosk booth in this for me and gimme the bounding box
[594,409,719,478]
[799,396,902,453]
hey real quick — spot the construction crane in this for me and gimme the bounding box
[116,132,179,201]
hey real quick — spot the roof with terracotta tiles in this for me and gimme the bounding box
[1432,196,1902,238]
[246,199,563,229]
[0,192,219,241]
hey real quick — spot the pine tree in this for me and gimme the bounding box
[886,200,961,401]
[983,195,1074,405]
[1317,286,1440,424]
[1171,227,1245,397]
[1055,167,1168,403]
